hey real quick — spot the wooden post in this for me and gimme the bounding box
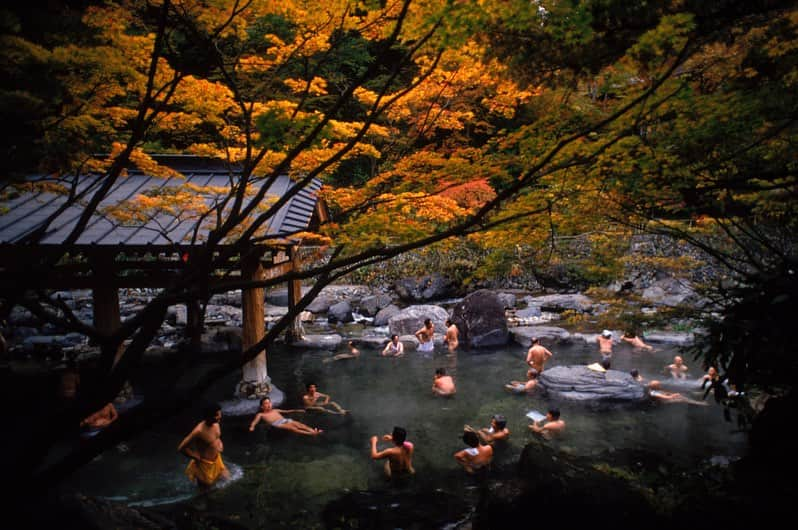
[239,248,269,398]
[286,245,304,343]
[93,287,121,336]
[91,253,123,367]
[186,298,202,350]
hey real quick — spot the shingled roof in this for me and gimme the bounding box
[0,155,323,250]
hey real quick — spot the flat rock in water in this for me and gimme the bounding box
[289,334,343,350]
[351,336,390,349]
[524,293,594,313]
[511,326,571,346]
[643,332,694,345]
[538,365,647,402]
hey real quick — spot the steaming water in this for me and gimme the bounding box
[59,339,747,527]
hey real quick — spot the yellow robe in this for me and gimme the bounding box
[185,453,227,486]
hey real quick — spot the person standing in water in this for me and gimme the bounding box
[454,430,493,474]
[415,318,435,353]
[369,426,415,478]
[529,408,566,440]
[444,319,459,352]
[178,403,230,492]
[465,414,510,445]
[596,330,614,361]
[525,337,553,373]
[432,367,456,396]
[382,334,405,357]
[666,355,689,379]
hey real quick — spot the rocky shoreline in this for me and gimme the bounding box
[1,270,700,368]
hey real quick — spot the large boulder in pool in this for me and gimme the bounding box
[393,274,453,302]
[450,289,509,348]
[538,365,647,402]
[388,305,448,336]
[511,325,571,347]
[373,304,400,326]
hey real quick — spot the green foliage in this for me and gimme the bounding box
[321,28,373,90]
[254,107,325,150]
[688,262,798,391]
[248,12,297,52]
[627,13,694,69]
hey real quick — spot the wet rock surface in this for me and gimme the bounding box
[387,304,448,337]
[323,489,471,530]
[477,442,664,527]
[373,303,400,326]
[450,289,509,348]
[288,333,343,351]
[511,325,572,346]
[538,365,648,402]
[393,273,453,302]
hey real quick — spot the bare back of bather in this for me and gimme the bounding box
[526,338,553,372]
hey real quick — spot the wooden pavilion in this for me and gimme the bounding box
[0,155,328,397]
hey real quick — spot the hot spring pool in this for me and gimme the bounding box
[59,338,747,527]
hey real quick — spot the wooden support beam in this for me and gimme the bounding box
[92,285,121,336]
[285,246,304,343]
[90,254,124,367]
[186,298,202,350]
[239,248,269,397]
[0,252,296,290]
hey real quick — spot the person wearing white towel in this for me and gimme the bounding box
[415,318,435,353]
[454,430,493,474]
